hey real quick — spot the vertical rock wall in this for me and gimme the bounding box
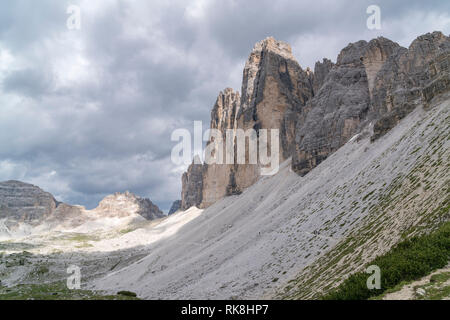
[181,32,450,209]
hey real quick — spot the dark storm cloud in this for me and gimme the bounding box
[0,0,448,211]
[2,67,54,97]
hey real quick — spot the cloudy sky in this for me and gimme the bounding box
[0,0,449,211]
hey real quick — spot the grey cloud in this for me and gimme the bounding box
[0,0,448,212]
[2,68,54,97]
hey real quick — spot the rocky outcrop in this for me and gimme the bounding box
[370,31,450,140]
[182,38,316,209]
[238,37,314,160]
[201,88,240,207]
[94,191,164,220]
[181,157,204,210]
[292,37,399,175]
[292,33,450,174]
[0,180,164,233]
[0,180,59,227]
[168,200,181,215]
[233,37,314,193]
[313,58,334,94]
[181,32,450,209]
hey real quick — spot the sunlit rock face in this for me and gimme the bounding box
[0,180,164,235]
[199,38,315,208]
[238,37,314,161]
[94,191,164,220]
[200,88,240,208]
[234,37,311,194]
[181,32,450,208]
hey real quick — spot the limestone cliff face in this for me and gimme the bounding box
[292,37,399,175]
[233,37,314,195]
[238,37,314,160]
[0,180,164,232]
[181,158,204,210]
[370,31,450,140]
[0,180,85,230]
[187,38,315,209]
[0,180,59,227]
[292,32,449,174]
[181,32,450,209]
[168,200,181,215]
[313,58,334,94]
[201,88,240,207]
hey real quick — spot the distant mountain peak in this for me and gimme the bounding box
[95,191,164,220]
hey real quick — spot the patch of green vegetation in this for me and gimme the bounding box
[420,284,450,300]
[411,271,450,300]
[0,282,140,300]
[119,228,135,234]
[117,290,137,297]
[0,242,40,251]
[429,271,450,284]
[35,266,49,275]
[75,242,94,248]
[322,222,450,300]
[63,233,99,242]
[362,190,376,202]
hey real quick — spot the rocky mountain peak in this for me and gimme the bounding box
[409,31,448,50]
[210,88,240,133]
[252,37,295,61]
[181,31,449,210]
[168,200,181,215]
[95,191,164,220]
[0,180,58,225]
[0,179,165,235]
[240,36,304,112]
[313,58,334,94]
[181,159,204,210]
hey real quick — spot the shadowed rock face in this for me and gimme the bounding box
[292,32,449,175]
[292,37,400,175]
[313,58,334,95]
[181,157,204,210]
[168,200,181,215]
[0,180,59,226]
[181,32,449,208]
[369,31,450,140]
[201,88,240,207]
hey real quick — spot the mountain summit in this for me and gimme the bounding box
[181,31,450,210]
[0,181,163,237]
